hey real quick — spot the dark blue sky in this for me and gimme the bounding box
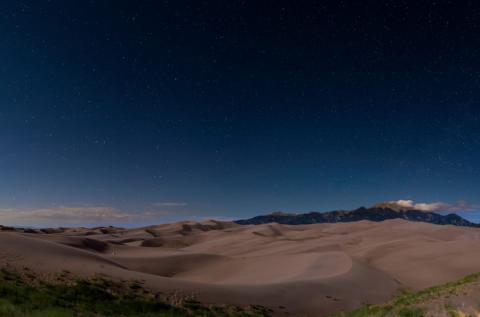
[1,1,480,226]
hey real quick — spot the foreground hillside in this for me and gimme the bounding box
[330,272,480,317]
[0,267,268,317]
[2,266,480,317]
[2,219,480,316]
[2,270,480,317]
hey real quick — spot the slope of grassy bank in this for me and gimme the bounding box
[329,272,480,317]
[0,268,269,317]
[4,266,480,317]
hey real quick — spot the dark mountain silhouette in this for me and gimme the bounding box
[235,207,477,227]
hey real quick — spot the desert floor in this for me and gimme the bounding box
[2,219,480,316]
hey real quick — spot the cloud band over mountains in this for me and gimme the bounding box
[386,200,473,212]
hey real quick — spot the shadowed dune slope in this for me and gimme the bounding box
[2,219,480,316]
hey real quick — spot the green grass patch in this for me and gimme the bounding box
[0,268,269,317]
[328,272,480,317]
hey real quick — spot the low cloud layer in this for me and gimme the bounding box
[385,200,473,212]
[152,202,188,207]
[0,206,174,227]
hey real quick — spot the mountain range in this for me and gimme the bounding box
[235,205,477,227]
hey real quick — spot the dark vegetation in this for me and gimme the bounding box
[0,267,270,317]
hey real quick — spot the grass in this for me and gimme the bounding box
[4,266,480,317]
[0,267,270,317]
[328,272,480,317]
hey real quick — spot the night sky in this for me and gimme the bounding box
[1,1,480,226]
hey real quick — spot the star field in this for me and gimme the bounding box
[1,1,480,225]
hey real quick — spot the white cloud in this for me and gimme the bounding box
[385,200,474,212]
[393,200,415,208]
[152,202,188,207]
[0,206,173,226]
[413,202,450,212]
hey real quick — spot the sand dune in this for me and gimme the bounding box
[2,219,480,316]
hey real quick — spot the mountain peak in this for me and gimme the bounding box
[267,211,295,216]
[373,202,412,211]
